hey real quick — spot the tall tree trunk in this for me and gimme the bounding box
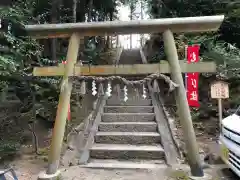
[106,11,114,49]
[106,36,110,50]
[29,88,39,155]
[77,0,86,22]
[130,3,134,49]
[50,0,59,61]
[77,0,87,61]
[73,0,77,22]
[87,0,94,22]
[83,0,94,56]
[140,0,144,46]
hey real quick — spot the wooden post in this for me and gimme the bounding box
[218,98,222,129]
[46,33,81,175]
[163,29,204,177]
[210,81,229,131]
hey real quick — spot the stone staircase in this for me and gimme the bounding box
[83,96,167,169]
[119,48,142,64]
[77,48,179,169]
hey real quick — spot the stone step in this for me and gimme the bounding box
[106,99,152,106]
[101,113,155,122]
[104,106,154,113]
[98,122,158,132]
[81,159,166,169]
[95,132,161,144]
[90,144,165,160]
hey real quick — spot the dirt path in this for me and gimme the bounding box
[60,165,239,180]
[7,155,46,180]
[7,154,239,180]
[61,167,170,180]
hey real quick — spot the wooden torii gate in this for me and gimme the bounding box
[25,15,224,179]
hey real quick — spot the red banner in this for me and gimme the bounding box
[186,45,200,107]
[187,45,200,64]
[186,73,200,107]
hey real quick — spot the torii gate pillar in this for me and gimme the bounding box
[38,33,81,179]
[163,30,203,176]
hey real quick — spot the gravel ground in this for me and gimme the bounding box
[60,165,240,180]
[4,154,239,180]
[60,166,173,180]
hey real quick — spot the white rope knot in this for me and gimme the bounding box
[92,80,97,96]
[106,81,112,97]
[123,85,128,102]
[142,84,147,99]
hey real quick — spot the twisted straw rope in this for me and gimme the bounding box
[70,73,179,92]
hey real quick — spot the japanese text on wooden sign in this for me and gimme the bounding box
[211,81,229,99]
[186,45,200,107]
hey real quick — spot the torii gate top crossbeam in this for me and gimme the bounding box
[25,15,224,39]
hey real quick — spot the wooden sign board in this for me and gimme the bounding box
[210,81,229,99]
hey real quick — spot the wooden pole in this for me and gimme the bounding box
[163,29,204,177]
[218,98,222,129]
[46,33,81,175]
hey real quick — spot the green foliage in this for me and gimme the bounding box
[0,0,43,74]
[205,42,240,78]
[177,34,240,79]
[84,39,98,65]
[0,0,35,24]
[0,141,20,158]
[144,0,240,79]
[0,0,126,159]
[144,0,240,48]
[143,0,240,113]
